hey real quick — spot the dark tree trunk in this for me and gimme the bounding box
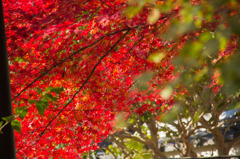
[0,0,16,158]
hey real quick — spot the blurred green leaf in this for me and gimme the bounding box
[161,104,184,123]
[0,121,3,127]
[229,15,240,35]
[218,36,227,50]
[194,67,208,82]
[181,42,203,58]
[1,115,13,122]
[46,87,63,94]
[125,6,143,18]
[115,113,127,128]
[43,93,58,101]
[158,0,173,13]
[135,72,153,91]
[148,53,165,63]
[220,53,240,94]
[199,32,212,43]
[15,106,28,120]
[36,100,49,115]
[11,119,21,133]
[30,99,49,115]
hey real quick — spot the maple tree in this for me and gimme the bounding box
[3,0,174,158]
[1,0,240,158]
[98,0,240,158]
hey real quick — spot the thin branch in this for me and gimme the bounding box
[227,135,240,150]
[104,147,117,159]
[36,29,131,142]
[12,27,139,101]
[161,125,182,153]
[219,118,240,129]
[115,131,146,145]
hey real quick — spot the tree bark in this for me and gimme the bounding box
[212,129,230,155]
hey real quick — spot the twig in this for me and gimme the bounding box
[36,29,131,143]
[12,27,139,101]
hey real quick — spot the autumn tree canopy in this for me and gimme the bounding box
[1,0,240,158]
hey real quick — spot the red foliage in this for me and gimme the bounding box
[3,0,239,157]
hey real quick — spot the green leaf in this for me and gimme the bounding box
[14,57,24,62]
[1,115,13,122]
[46,87,64,94]
[29,99,37,104]
[29,99,49,115]
[194,67,208,82]
[199,31,212,43]
[43,93,57,101]
[181,42,203,58]
[11,119,21,133]
[229,15,240,35]
[125,6,143,18]
[220,53,240,94]
[161,104,183,123]
[203,39,220,56]
[218,36,227,50]
[35,100,49,115]
[15,106,28,120]
[148,53,165,63]
[0,121,3,127]
[158,0,172,13]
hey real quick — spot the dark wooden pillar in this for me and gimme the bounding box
[0,0,16,158]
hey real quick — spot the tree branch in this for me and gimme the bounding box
[227,135,240,150]
[12,26,139,101]
[36,29,131,142]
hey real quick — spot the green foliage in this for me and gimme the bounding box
[229,15,240,35]
[125,139,152,159]
[0,121,3,127]
[161,104,183,123]
[115,113,127,128]
[11,119,21,133]
[119,0,240,157]
[135,72,153,91]
[81,152,88,159]
[125,0,147,18]
[107,145,122,157]
[148,53,165,63]
[141,111,151,122]
[45,87,64,95]
[0,118,21,134]
[15,106,28,120]
[1,115,13,122]
[29,87,63,115]
[29,99,49,115]
[220,53,240,94]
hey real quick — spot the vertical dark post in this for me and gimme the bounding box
[0,0,16,158]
